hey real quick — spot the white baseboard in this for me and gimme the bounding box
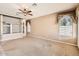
[29,33,77,47]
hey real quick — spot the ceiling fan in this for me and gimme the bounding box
[17,3,37,16]
[17,8,33,16]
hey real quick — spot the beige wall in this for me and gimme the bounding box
[31,14,58,39]
[31,13,77,44]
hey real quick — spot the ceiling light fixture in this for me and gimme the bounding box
[32,3,37,7]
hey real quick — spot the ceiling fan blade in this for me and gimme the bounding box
[28,14,33,16]
[26,10,32,14]
[28,10,32,12]
[19,9,23,12]
[19,9,27,13]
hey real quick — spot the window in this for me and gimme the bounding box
[3,16,22,34]
[3,22,10,34]
[59,15,73,37]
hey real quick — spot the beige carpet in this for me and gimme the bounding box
[0,36,79,56]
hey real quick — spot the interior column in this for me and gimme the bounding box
[0,15,3,41]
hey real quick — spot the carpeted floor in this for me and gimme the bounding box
[0,36,79,56]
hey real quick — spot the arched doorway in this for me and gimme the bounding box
[26,20,31,35]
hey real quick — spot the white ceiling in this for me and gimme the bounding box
[0,3,78,19]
